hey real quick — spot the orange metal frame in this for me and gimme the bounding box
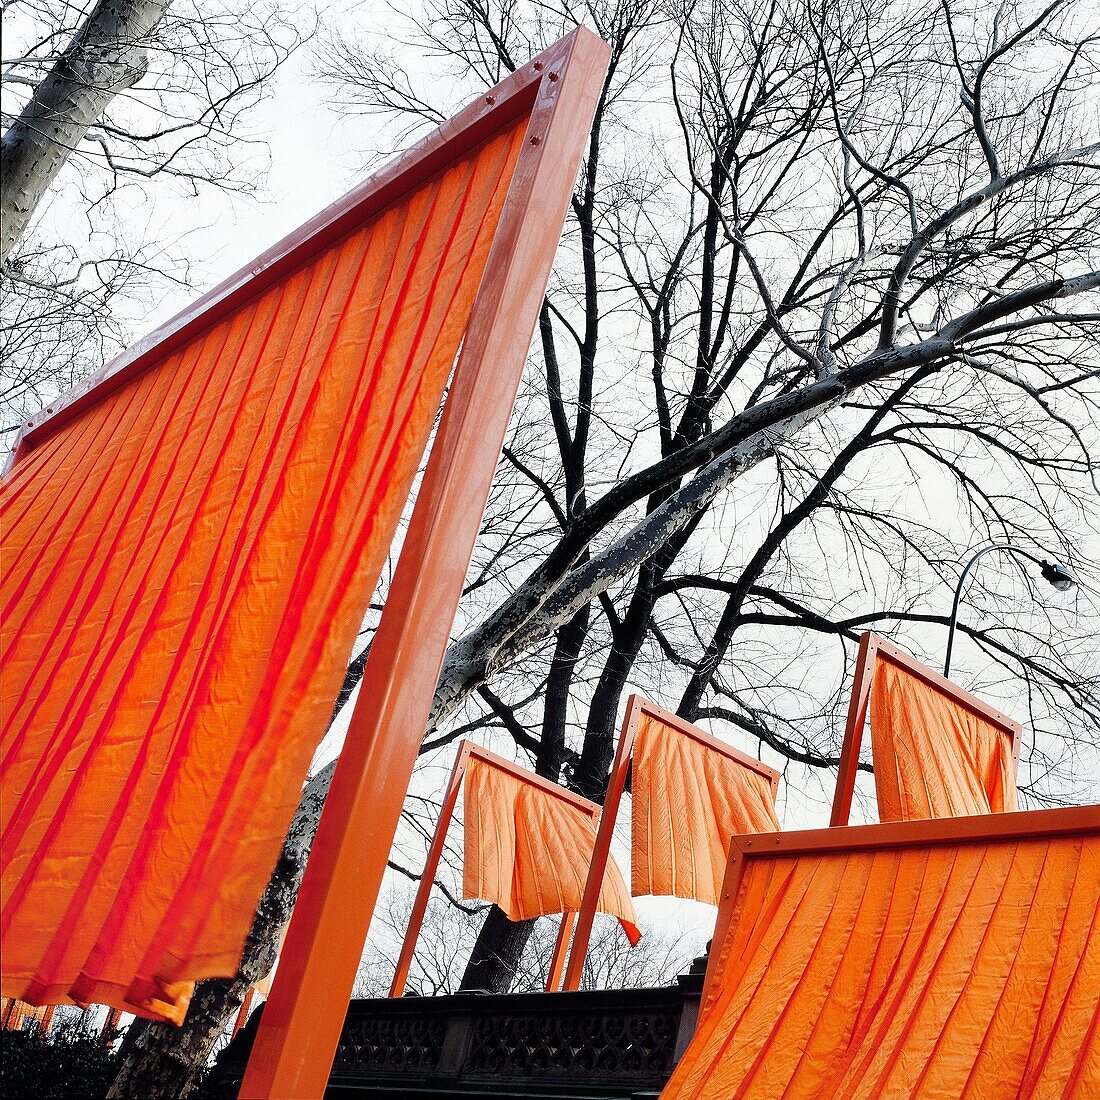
[5,32,593,467]
[829,631,1023,827]
[562,694,780,991]
[390,741,597,997]
[703,804,1100,1008]
[7,28,609,1098]
[237,34,610,1095]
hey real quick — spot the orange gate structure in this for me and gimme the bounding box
[662,806,1100,1098]
[831,632,1021,827]
[1,28,611,1098]
[390,741,637,998]
[563,695,781,991]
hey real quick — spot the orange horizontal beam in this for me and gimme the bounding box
[468,745,599,816]
[739,804,1098,860]
[632,696,780,791]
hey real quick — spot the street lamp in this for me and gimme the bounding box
[944,544,1076,678]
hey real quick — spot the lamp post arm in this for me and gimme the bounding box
[944,543,1044,678]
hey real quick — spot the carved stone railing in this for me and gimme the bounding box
[205,967,704,1098]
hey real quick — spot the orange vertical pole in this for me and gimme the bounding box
[232,989,256,1039]
[39,1004,56,1033]
[701,836,753,1009]
[390,742,473,997]
[100,1008,122,1044]
[829,632,879,827]
[561,696,640,991]
[238,31,611,1099]
[545,910,576,992]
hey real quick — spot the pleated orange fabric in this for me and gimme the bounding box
[632,711,779,905]
[871,659,1016,821]
[662,814,1100,1099]
[1,117,528,1023]
[462,755,640,943]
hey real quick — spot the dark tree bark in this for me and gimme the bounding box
[458,906,538,992]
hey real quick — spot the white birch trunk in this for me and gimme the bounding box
[1,0,169,263]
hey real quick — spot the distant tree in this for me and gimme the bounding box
[1,1011,118,1100]
[355,884,695,997]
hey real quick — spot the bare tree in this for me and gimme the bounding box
[1,0,304,436]
[1,0,302,259]
[356,884,693,997]
[111,0,1099,1087]
[322,0,1098,988]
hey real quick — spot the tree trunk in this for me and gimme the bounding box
[1,0,169,263]
[458,906,537,992]
[108,977,253,1098]
[536,606,589,779]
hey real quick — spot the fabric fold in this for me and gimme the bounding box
[462,754,640,944]
[1,117,528,1023]
[870,659,1016,821]
[661,814,1099,1099]
[631,707,779,905]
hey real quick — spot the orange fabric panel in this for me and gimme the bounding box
[462,756,640,943]
[632,711,779,905]
[1,118,528,1023]
[662,823,1100,1099]
[871,659,1016,821]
